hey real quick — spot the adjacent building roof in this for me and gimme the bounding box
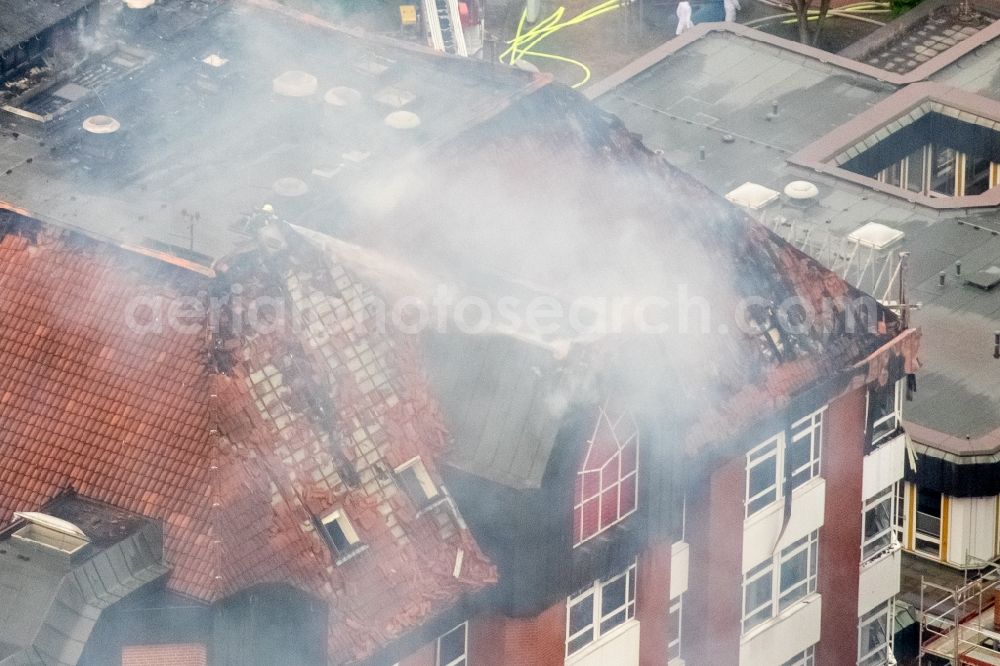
[0,0,539,261]
[0,494,167,666]
[589,23,999,458]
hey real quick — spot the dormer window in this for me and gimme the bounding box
[395,457,441,509]
[321,509,365,563]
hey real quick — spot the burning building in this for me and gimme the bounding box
[0,1,920,665]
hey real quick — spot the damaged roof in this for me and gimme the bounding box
[0,0,539,260]
[0,0,95,54]
[0,213,495,663]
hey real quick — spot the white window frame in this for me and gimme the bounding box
[746,435,781,518]
[746,409,825,518]
[321,509,366,563]
[573,405,640,546]
[867,380,902,449]
[788,408,824,492]
[668,594,683,661]
[395,456,441,507]
[436,621,467,666]
[782,645,816,666]
[742,531,819,634]
[858,601,893,666]
[566,562,637,656]
[862,486,897,565]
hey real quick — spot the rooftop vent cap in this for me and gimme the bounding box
[385,111,421,130]
[273,71,318,97]
[202,54,228,67]
[12,512,89,555]
[82,115,121,134]
[324,86,362,108]
[784,180,819,200]
[273,177,308,198]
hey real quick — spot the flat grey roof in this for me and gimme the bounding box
[0,2,536,261]
[593,28,1000,449]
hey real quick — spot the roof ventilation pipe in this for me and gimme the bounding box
[783,180,819,209]
[81,115,123,161]
[121,0,157,29]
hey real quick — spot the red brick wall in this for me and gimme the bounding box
[121,644,207,666]
[685,453,745,666]
[816,386,866,666]
[637,538,672,666]
[467,602,566,666]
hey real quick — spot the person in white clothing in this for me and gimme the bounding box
[676,0,693,35]
[724,0,741,22]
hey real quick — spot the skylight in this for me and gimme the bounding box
[11,512,90,555]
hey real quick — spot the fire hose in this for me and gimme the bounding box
[499,0,621,88]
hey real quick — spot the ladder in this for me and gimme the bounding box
[422,0,468,56]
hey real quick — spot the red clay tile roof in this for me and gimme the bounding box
[0,217,495,663]
[122,644,208,666]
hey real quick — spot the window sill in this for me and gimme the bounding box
[565,618,639,664]
[414,495,448,517]
[860,541,901,570]
[741,592,820,642]
[334,543,369,566]
[744,476,823,529]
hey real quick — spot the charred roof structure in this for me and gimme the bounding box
[0,0,99,85]
[0,1,922,665]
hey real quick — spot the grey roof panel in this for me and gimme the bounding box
[0,497,167,666]
[0,0,95,53]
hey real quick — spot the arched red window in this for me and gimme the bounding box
[574,401,639,546]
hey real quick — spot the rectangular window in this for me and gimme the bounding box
[868,380,902,450]
[395,457,440,508]
[668,594,683,661]
[788,409,824,492]
[566,562,637,655]
[914,486,942,557]
[863,487,896,564]
[905,146,927,193]
[966,154,993,195]
[858,601,892,666]
[894,483,905,544]
[436,622,467,666]
[742,531,819,634]
[782,645,816,666]
[930,145,958,196]
[746,436,780,517]
[321,509,365,562]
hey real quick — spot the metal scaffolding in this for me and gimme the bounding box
[918,559,1000,665]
